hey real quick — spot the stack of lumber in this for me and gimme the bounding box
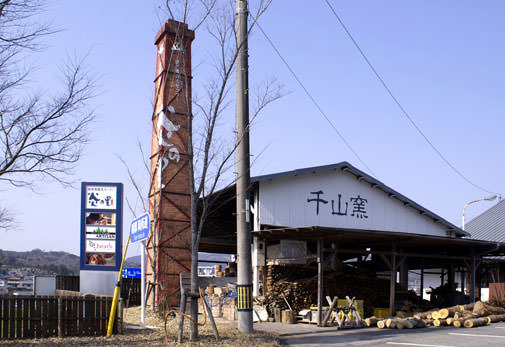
[372,301,505,330]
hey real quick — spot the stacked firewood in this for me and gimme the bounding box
[370,301,505,330]
[265,265,391,316]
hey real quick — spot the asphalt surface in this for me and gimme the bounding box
[254,321,505,346]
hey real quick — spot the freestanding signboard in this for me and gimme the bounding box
[80,182,123,295]
[129,212,150,327]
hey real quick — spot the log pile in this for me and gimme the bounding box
[372,301,505,330]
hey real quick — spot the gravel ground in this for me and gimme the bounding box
[1,306,281,346]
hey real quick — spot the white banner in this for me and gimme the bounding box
[86,186,117,210]
[86,239,115,252]
[86,226,116,240]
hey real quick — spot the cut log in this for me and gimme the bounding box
[281,310,296,324]
[464,317,489,328]
[433,319,447,327]
[473,301,505,317]
[403,319,418,329]
[416,319,426,328]
[459,303,475,311]
[431,311,440,320]
[438,306,460,319]
[446,317,453,326]
[396,320,405,329]
[414,309,437,320]
[365,317,379,327]
[453,318,465,328]
[377,320,386,329]
[487,314,505,323]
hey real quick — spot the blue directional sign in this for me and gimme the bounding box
[123,267,141,279]
[130,213,150,243]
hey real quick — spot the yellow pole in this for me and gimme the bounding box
[107,235,131,337]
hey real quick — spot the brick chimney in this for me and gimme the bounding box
[146,20,194,307]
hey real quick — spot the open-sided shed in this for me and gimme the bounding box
[200,162,505,323]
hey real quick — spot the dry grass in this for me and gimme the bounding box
[1,306,281,346]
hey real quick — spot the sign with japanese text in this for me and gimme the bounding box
[130,213,150,243]
[80,182,123,271]
[123,267,141,279]
[258,169,448,237]
[86,185,117,210]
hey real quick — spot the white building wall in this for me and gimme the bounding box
[259,170,447,236]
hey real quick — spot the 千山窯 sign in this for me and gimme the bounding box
[80,182,123,271]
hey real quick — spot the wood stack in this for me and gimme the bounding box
[373,301,505,330]
[265,265,390,316]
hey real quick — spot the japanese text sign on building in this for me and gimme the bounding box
[130,213,150,243]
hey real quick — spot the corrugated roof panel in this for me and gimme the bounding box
[467,199,505,242]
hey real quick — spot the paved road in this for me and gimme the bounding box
[254,321,505,346]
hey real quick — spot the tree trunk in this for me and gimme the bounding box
[190,195,199,341]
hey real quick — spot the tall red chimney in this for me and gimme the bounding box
[146,20,194,307]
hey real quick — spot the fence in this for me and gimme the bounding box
[0,295,122,339]
[56,276,80,292]
[121,278,141,307]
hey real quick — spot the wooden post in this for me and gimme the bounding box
[399,255,408,290]
[389,250,396,316]
[448,263,454,290]
[330,243,337,271]
[322,296,337,327]
[471,255,476,302]
[460,270,465,294]
[118,299,124,334]
[420,265,424,299]
[202,294,220,341]
[440,268,445,286]
[178,293,187,343]
[57,297,63,338]
[317,239,323,326]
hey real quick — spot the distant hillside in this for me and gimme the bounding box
[0,249,80,275]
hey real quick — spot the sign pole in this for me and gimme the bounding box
[107,235,130,337]
[141,240,146,328]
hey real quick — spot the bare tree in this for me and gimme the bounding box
[0,0,96,189]
[162,0,280,340]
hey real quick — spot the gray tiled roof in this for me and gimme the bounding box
[467,199,505,242]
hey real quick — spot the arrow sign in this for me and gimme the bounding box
[130,213,150,243]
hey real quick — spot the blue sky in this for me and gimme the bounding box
[2,0,504,257]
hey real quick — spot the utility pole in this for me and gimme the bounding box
[235,0,253,333]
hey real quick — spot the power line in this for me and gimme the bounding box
[254,21,376,177]
[323,0,499,196]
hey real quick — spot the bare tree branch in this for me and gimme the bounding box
[0,1,96,189]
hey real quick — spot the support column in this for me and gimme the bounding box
[235,0,252,333]
[317,239,324,326]
[399,256,408,290]
[460,270,465,294]
[420,265,424,299]
[389,246,396,316]
[448,263,454,290]
[471,256,476,302]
